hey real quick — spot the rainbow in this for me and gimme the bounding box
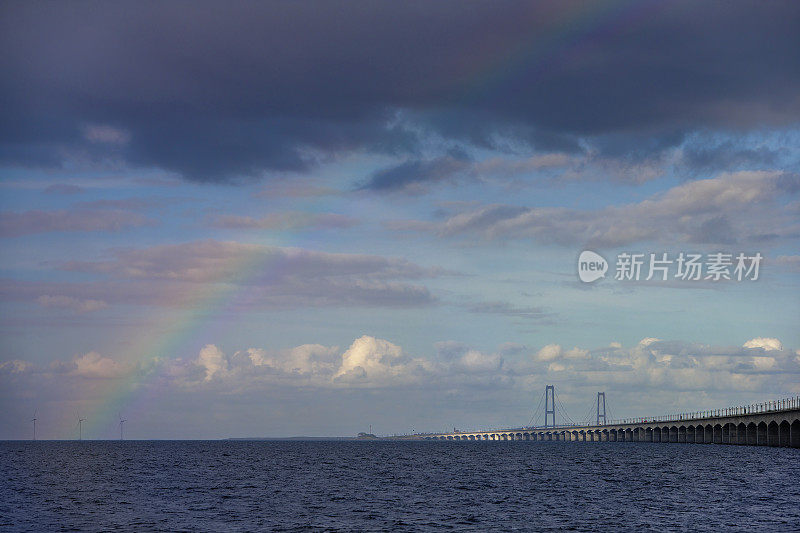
[82,242,286,438]
[81,0,665,438]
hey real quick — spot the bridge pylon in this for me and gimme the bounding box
[545,385,556,428]
[597,392,606,425]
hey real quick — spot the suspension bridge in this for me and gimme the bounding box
[414,386,800,447]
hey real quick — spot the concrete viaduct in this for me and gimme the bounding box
[419,397,800,448]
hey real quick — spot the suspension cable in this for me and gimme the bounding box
[553,388,576,425]
[528,388,546,427]
[579,400,595,425]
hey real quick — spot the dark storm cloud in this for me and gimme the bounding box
[359,149,471,193]
[1,1,799,182]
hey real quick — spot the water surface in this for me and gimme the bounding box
[1,441,798,531]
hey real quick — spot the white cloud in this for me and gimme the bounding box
[535,344,562,362]
[743,337,783,351]
[247,344,339,374]
[71,351,127,378]
[751,357,777,371]
[565,347,589,360]
[534,344,589,362]
[3,336,797,415]
[333,335,410,383]
[639,337,661,347]
[455,350,503,373]
[197,344,228,381]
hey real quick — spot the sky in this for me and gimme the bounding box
[0,0,799,439]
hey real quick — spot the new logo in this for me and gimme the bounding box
[578,250,607,283]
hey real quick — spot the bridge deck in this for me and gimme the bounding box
[418,407,800,448]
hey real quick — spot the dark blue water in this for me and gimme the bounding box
[1,441,798,532]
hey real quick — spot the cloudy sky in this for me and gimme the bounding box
[1,1,799,439]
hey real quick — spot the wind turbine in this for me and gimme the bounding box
[77,413,86,441]
[31,409,37,441]
[119,413,127,440]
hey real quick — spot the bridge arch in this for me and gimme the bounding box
[736,423,746,445]
[727,423,736,444]
[757,422,767,445]
[746,422,757,445]
[779,421,790,447]
[768,421,779,446]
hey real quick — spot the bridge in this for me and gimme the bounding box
[417,388,800,448]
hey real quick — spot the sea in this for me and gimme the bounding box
[1,440,798,532]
